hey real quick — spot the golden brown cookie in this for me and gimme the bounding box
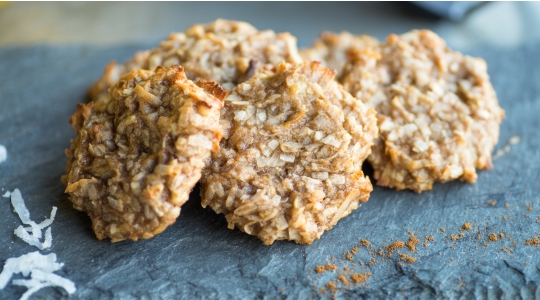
[63,65,225,241]
[88,19,302,102]
[201,62,378,245]
[341,30,505,192]
[300,31,378,74]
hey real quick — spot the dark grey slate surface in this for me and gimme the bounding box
[0,43,539,300]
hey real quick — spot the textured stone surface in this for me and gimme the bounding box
[0,43,539,299]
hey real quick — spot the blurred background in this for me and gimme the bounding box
[1,2,539,51]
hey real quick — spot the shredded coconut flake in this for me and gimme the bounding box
[0,252,76,298]
[9,189,57,249]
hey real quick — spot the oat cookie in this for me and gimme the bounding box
[201,62,378,245]
[300,31,378,74]
[341,30,504,192]
[89,19,302,102]
[62,65,225,241]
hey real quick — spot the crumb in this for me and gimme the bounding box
[499,233,505,239]
[350,272,372,284]
[351,246,359,255]
[450,245,455,250]
[326,282,337,293]
[502,216,507,221]
[459,233,464,238]
[344,266,350,271]
[345,252,353,261]
[360,239,370,247]
[488,234,498,242]
[337,275,349,285]
[406,236,420,252]
[462,223,471,230]
[450,235,459,241]
[440,227,445,233]
[386,241,405,256]
[527,205,533,211]
[483,242,488,247]
[315,266,326,273]
[399,253,417,263]
[489,200,497,206]
[377,249,384,256]
[525,237,540,246]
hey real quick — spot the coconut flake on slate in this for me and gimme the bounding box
[0,252,76,298]
[9,188,57,249]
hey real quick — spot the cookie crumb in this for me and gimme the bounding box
[350,272,372,284]
[399,253,417,263]
[488,234,498,242]
[406,236,420,252]
[440,227,445,233]
[462,223,471,230]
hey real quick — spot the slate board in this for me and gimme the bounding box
[0,43,539,300]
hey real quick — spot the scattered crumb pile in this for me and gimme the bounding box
[0,144,6,164]
[525,235,540,246]
[1,189,76,299]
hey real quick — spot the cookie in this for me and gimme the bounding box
[341,30,505,192]
[201,62,377,245]
[88,19,302,102]
[300,31,378,74]
[62,65,225,241]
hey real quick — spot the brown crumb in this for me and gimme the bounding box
[489,200,497,206]
[351,246,359,255]
[525,237,540,246]
[406,236,420,252]
[527,205,533,211]
[488,234,498,242]
[399,253,417,263]
[350,272,372,284]
[368,257,377,266]
[502,216,507,221]
[440,227,445,233]
[345,252,353,261]
[462,223,471,230]
[511,241,517,247]
[377,249,384,256]
[386,241,405,252]
[459,233,464,238]
[326,282,337,293]
[450,245,455,250]
[344,266,350,271]
[499,233,505,239]
[423,243,428,247]
[425,235,434,241]
[360,239,370,247]
[319,287,327,294]
[450,235,459,241]
[483,242,488,247]
[315,264,337,273]
[337,275,349,285]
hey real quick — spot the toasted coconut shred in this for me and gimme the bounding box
[1,189,76,299]
[201,62,378,245]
